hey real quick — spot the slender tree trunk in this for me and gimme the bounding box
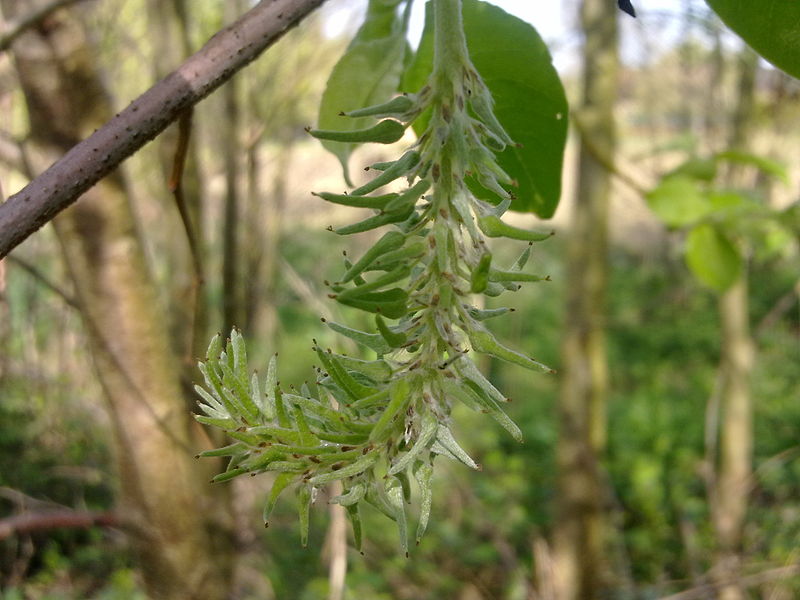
[711,48,758,600]
[552,0,618,598]
[713,277,754,600]
[221,1,245,335]
[2,2,233,597]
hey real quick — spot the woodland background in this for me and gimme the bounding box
[0,0,798,599]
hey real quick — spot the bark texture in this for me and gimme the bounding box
[552,0,618,598]
[2,2,233,597]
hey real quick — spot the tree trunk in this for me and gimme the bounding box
[221,1,245,335]
[713,277,754,600]
[711,48,758,600]
[2,2,233,598]
[552,0,618,598]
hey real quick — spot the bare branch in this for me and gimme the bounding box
[0,0,88,51]
[0,0,327,258]
[0,509,118,541]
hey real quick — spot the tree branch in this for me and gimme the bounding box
[0,0,327,258]
[0,509,118,541]
[571,110,649,196]
[0,0,88,52]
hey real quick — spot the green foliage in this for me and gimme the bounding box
[707,0,800,80]
[404,0,568,217]
[315,0,411,184]
[646,151,796,292]
[685,223,742,291]
[196,0,558,552]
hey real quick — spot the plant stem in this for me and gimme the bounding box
[433,0,468,81]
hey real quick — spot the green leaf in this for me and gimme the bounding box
[263,472,295,525]
[685,224,742,292]
[346,504,364,552]
[706,0,800,80]
[413,461,434,543]
[297,484,312,547]
[667,157,718,182]
[714,149,789,184]
[404,0,568,217]
[646,176,711,228]
[317,0,409,184]
[325,321,392,355]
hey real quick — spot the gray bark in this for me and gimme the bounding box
[0,0,327,258]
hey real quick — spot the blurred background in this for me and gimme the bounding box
[0,0,798,598]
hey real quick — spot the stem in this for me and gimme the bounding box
[432,0,468,80]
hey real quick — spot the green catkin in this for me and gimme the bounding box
[194,0,554,554]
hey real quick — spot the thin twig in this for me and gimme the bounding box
[0,0,89,51]
[169,108,203,282]
[5,253,80,309]
[0,509,118,541]
[168,108,204,365]
[0,0,328,258]
[571,111,649,196]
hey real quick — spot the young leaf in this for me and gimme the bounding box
[312,190,397,210]
[435,425,479,470]
[646,176,711,228]
[477,215,553,241]
[317,0,410,183]
[297,484,312,547]
[386,478,409,555]
[413,461,434,544]
[336,287,409,319]
[388,411,438,475]
[714,150,788,184]
[325,321,392,355]
[341,231,406,283]
[308,119,406,144]
[308,452,378,485]
[468,326,554,373]
[263,471,295,525]
[685,224,742,292]
[346,504,364,552]
[331,482,367,506]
